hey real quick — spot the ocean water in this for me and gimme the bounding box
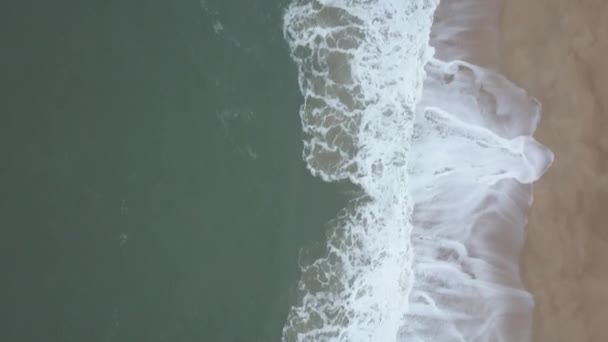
[3,1,344,341]
[2,0,552,341]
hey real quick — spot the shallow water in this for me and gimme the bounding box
[2,0,554,341]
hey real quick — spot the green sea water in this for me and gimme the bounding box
[1,1,347,341]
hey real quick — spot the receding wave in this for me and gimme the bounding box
[282,1,553,341]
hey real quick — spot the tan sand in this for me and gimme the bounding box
[499,1,608,341]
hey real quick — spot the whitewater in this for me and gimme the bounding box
[281,0,554,341]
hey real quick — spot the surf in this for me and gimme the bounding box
[282,1,553,341]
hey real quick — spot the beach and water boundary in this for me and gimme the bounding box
[6,0,603,340]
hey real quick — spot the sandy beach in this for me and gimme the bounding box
[500,1,608,341]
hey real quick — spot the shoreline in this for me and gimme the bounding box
[500,1,608,341]
[408,1,553,340]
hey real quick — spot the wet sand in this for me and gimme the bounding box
[500,1,608,341]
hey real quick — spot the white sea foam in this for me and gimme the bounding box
[282,0,553,341]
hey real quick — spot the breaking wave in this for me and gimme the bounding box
[282,0,553,341]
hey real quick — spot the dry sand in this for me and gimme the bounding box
[499,1,608,341]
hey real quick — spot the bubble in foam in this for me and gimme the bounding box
[282,0,553,341]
